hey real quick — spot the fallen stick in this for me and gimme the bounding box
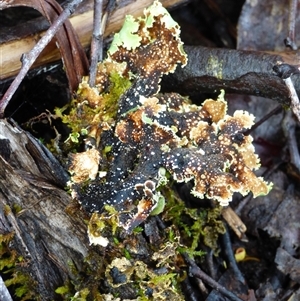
[0,0,189,81]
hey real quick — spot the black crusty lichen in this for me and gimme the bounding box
[58,1,271,240]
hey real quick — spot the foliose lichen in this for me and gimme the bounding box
[59,0,271,238]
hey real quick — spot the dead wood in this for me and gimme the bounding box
[0,0,189,81]
[0,0,90,118]
[162,45,300,105]
[0,0,89,88]
[0,119,89,300]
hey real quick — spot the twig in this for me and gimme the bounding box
[183,253,244,301]
[222,223,247,285]
[89,0,103,87]
[285,0,298,50]
[243,105,282,136]
[181,278,202,301]
[273,63,300,122]
[222,207,247,241]
[206,248,216,280]
[283,76,300,121]
[0,0,84,118]
[89,0,116,87]
[282,110,300,173]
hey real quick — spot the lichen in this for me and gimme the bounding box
[53,1,272,239]
[206,55,223,79]
[71,91,271,233]
[41,2,274,299]
[57,1,270,236]
[104,235,185,300]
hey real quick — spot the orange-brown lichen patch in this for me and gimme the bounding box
[68,148,101,183]
[140,96,167,117]
[190,121,216,145]
[202,98,227,123]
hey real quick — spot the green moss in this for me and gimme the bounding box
[56,285,90,301]
[150,273,177,285]
[55,284,70,295]
[4,204,11,216]
[104,72,131,119]
[0,233,36,301]
[52,69,131,153]
[12,204,23,214]
[70,288,90,301]
[123,248,132,260]
[133,226,144,234]
[163,186,225,255]
[5,272,35,300]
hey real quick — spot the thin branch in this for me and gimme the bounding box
[273,63,300,121]
[163,46,300,105]
[0,0,84,118]
[89,0,116,87]
[89,0,103,87]
[222,223,247,285]
[221,207,247,241]
[206,248,216,280]
[285,0,298,50]
[283,76,300,121]
[183,253,244,301]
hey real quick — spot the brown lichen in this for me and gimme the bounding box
[72,90,270,233]
[65,1,271,234]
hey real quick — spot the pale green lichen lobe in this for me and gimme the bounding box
[109,15,142,54]
[108,0,187,69]
[143,0,180,32]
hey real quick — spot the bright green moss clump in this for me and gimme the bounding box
[162,188,225,255]
[54,65,132,148]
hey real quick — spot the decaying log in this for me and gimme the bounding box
[0,0,189,81]
[0,119,89,300]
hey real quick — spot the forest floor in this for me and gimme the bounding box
[1,1,300,301]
